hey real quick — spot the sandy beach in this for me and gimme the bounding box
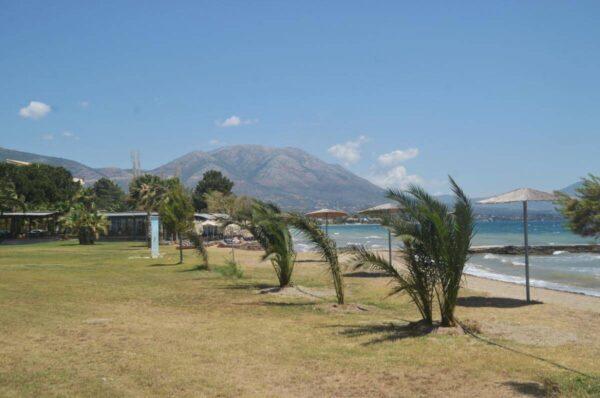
[464,274,600,313]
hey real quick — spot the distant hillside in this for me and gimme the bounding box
[0,145,386,211]
[1,144,588,214]
[0,146,105,181]
[151,145,385,210]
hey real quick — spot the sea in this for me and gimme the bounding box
[292,220,600,297]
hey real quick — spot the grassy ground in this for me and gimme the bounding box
[1,241,599,397]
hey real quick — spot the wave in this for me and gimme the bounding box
[465,263,600,297]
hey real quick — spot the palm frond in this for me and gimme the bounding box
[285,213,344,304]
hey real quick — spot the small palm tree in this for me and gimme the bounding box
[350,177,474,327]
[187,231,209,270]
[62,203,109,245]
[249,201,296,287]
[160,180,195,264]
[285,213,344,304]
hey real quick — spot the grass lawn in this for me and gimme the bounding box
[1,241,599,397]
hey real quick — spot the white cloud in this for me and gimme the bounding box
[370,165,423,189]
[62,131,79,140]
[19,101,51,119]
[377,148,419,166]
[41,133,54,141]
[327,135,368,165]
[216,115,257,128]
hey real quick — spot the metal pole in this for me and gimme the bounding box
[388,228,392,266]
[523,201,531,303]
[325,216,329,234]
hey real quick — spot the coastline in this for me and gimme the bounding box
[463,273,600,313]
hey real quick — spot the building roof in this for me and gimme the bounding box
[0,211,59,217]
[100,211,157,217]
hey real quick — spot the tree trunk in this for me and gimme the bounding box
[179,234,183,264]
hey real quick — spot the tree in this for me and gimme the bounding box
[204,190,236,215]
[285,213,345,304]
[129,174,169,247]
[349,177,474,327]
[160,181,195,264]
[556,174,600,239]
[0,178,25,215]
[192,170,234,211]
[62,203,108,245]
[0,163,79,211]
[92,178,127,211]
[249,201,296,287]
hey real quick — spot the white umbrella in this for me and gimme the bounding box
[478,188,559,303]
[359,203,402,266]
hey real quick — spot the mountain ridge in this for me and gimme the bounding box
[0,145,584,213]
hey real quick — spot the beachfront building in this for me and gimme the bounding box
[0,211,61,239]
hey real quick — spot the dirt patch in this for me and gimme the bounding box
[483,321,578,347]
[257,285,334,299]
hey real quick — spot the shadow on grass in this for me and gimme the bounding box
[330,321,433,345]
[232,301,314,308]
[503,381,548,397]
[343,271,388,278]
[177,265,210,272]
[219,282,275,291]
[148,262,180,267]
[457,296,542,308]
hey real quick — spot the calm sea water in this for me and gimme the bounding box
[292,221,600,297]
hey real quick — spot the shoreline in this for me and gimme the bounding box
[337,249,600,312]
[463,273,600,313]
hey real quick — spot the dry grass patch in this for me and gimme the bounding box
[1,241,599,397]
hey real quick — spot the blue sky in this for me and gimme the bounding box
[1,1,599,196]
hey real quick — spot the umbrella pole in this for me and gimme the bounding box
[388,228,392,266]
[523,201,531,303]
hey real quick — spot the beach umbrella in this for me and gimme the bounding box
[305,208,348,234]
[359,203,402,266]
[478,188,559,303]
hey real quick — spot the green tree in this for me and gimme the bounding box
[204,190,236,215]
[556,174,600,239]
[249,201,296,287]
[160,181,195,264]
[350,177,474,327]
[0,178,25,215]
[192,170,234,211]
[285,213,345,304]
[0,163,79,211]
[92,178,127,211]
[62,203,108,245]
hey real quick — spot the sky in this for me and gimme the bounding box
[1,1,599,196]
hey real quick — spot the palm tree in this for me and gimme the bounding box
[187,230,209,270]
[129,175,168,247]
[285,213,344,304]
[249,201,296,287]
[160,181,195,264]
[62,203,109,244]
[350,177,474,327]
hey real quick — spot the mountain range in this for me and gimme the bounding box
[0,145,582,215]
[0,145,384,211]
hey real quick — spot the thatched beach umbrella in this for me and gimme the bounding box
[359,203,402,266]
[305,208,348,234]
[478,188,559,303]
